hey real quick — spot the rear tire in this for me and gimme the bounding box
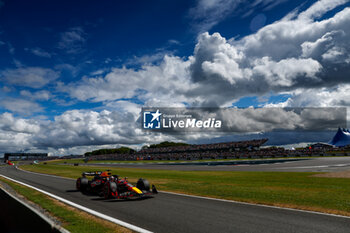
[103,182,111,199]
[76,178,81,190]
[77,177,89,192]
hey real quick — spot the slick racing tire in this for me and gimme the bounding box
[137,178,150,191]
[77,177,89,192]
[76,178,81,190]
[103,182,114,199]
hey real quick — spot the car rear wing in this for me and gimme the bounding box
[82,171,102,176]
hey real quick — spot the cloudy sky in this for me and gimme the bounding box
[0,0,350,155]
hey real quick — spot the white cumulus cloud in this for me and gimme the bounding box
[1,67,59,88]
[61,0,350,107]
[2,0,350,155]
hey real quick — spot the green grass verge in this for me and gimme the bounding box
[21,163,350,216]
[0,177,132,233]
[43,155,343,165]
[45,158,254,165]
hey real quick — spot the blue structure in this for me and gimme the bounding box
[329,128,350,147]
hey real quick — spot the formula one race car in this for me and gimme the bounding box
[76,170,157,199]
[5,160,14,166]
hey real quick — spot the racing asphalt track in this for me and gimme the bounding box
[1,166,350,233]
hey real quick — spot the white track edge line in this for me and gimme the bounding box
[17,167,350,219]
[16,167,75,180]
[159,191,350,219]
[0,185,70,233]
[0,174,153,233]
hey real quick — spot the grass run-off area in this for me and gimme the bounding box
[0,177,132,233]
[45,155,344,165]
[20,163,350,216]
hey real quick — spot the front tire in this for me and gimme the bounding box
[137,178,150,191]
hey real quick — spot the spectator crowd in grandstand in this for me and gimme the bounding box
[7,139,350,162]
[86,139,350,161]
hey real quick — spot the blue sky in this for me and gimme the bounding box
[0,0,350,155]
[0,0,314,116]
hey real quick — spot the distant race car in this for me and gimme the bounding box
[5,160,14,166]
[76,170,157,199]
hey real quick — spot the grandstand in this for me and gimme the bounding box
[139,139,267,154]
[89,139,270,161]
[87,136,350,161]
[4,153,48,161]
